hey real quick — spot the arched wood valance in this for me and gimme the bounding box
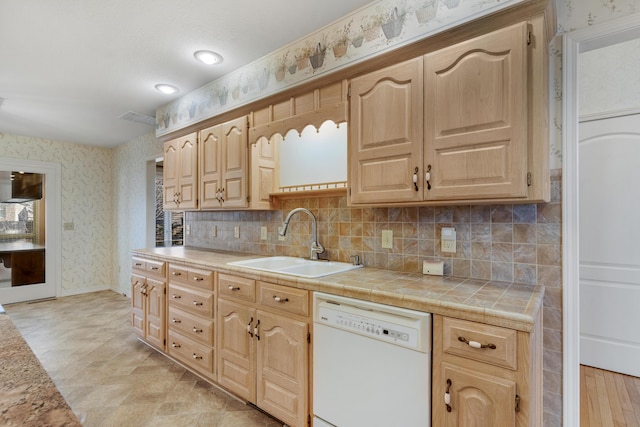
[248,79,348,143]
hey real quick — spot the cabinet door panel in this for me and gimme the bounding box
[222,116,248,208]
[257,310,308,427]
[145,278,166,350]
[350,57,423,204]
[218,299,256,402]
[440,362,516,427]
[199,124,223,209]
[425,22,528,200]
[178,134,198,210]
[163,142,179,210]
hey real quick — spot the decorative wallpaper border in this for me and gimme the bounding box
[156,0,525,136]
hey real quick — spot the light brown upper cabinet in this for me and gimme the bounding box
[199,116,277,210]
[349,17,550,206]
[349,57,424,204]
[163,132,198,210]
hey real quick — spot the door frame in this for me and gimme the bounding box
[0,157,61,303]
[562,13,640,427]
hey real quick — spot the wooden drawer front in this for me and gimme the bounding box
[169,265,214,290]
[218,273,255,302]
[442,317,517,370]
[169,306,214,346]
[145,260,166,277]
[168,284,215,318]
[132,257,146,272]
[168,330,214,375]
[258,282,309,317]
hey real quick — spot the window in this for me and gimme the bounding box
[155,163,183,247]
[0,201,38,242]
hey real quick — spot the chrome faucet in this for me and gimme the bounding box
[279,208,325,260]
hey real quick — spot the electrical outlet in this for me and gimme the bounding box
[234,226,240,239]
[441,227,456,253]
[278,227,285,241]
[63,221,74,231]
[211,225,217,237]
[185,224,191,236]
[381,230,393,249]
[260,226,268,240]
[423,260,444,276]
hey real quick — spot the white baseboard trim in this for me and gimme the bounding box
[59,285,111,297]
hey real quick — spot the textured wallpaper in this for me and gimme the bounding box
[556,0,640,32]
[0,133,113,293]
[113,131,164,296]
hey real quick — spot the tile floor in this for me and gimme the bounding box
[5,291,283,427]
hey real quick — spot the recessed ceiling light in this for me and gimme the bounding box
[194,50,223,65]
[154,84,179,94]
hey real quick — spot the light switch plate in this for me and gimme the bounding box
[441,227,456,253]
[260,226,268,240]
[381,230,393,249]
[234,226,240,239]
[211,225,217,237]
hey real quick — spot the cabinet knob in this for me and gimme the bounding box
[171,342,181,348]
[228,285,240,291]
[171,318,181,324]
[193,276,204,281]
[273,295,289,303]
[172,294,181,299]
[193,301,203,306]
[192,353,203,360]
[192,327,203,333]
[172,271,182,276]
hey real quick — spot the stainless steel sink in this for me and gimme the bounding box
[227,256,362,278]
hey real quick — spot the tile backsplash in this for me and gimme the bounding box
[186,170,561,287]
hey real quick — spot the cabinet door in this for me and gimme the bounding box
[256,311,308,427]
[350,57,423,204]
[199,123,223,209]
[177,133,199,210]
[145,278,166,350]
[218,299,256,402]
[162,140,180,210]
[131,274,145,337]
[436,362,516,427]
[250,134,279,210]
[221,116,249,208]
[424,22,528,200]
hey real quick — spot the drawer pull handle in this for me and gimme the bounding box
[458,336,496,349]
[254,319,261,341]
[445,379,452,412]
[134,263,143,266]
[247,317,254,337]
[172,271,182,276]
[171,342,181,348]
[192,327,203,333]
[150,266,158,270]
[172,294,181,299]
[273,296,289,303]
[192,353,203,360]
[193,301,203,306]
[193,276,204,281]
[228,285,240,291]
[172,318,181,324]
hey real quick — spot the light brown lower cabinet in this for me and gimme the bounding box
[131,257,166,351]
[166,263,216,381]
[432,314,543,426]
[217,273,310,427]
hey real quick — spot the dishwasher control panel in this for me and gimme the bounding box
[314,293,431,352]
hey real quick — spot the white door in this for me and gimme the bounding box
[0,158,60,304]
[579,113,640,377]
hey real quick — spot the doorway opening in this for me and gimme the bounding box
[154,160,183,247]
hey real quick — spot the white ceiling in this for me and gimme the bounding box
[0,0,372,148]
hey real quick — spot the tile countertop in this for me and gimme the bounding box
[132,247,544,332]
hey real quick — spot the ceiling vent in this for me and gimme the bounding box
[119,111,156,127]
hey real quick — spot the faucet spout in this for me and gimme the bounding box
[280,208,325,260]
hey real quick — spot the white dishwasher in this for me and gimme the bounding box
[313,292,431,427]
